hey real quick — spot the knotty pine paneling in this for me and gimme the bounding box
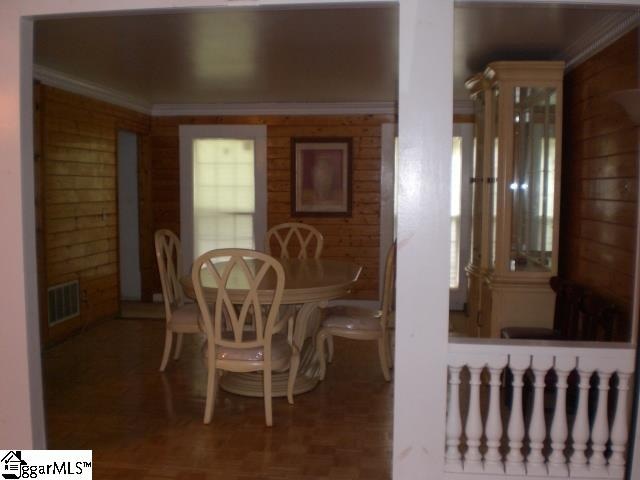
[37,84,151,344]
[148,114,395,300]
[560,29,639,339]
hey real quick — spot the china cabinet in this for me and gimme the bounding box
[464,61,564,337]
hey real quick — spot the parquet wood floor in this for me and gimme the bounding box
[43,318,393,479]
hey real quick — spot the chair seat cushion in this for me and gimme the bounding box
[170,303,201,329]
[216,334,291,363]
[321,306,382,331]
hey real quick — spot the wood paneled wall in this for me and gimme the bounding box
[561,29,639,336]
[37,84,151,343]
[149,114,395,300]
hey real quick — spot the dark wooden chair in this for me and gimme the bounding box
[500,276,624,342]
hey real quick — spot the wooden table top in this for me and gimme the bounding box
[181,258,362,305]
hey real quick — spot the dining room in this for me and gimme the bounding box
[34,4,400,478]
[22,1,640,479]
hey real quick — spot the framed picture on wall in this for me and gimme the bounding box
[291,138,352,216]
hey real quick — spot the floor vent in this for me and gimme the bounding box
[48,280,80,326]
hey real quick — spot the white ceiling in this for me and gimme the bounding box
[33,4,638,107]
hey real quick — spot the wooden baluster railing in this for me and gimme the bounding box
[464,360,485,473]
[609,371,632,478]
[548,356,575,477]
[527,355,553,475]
[484,355,508,474]
[505,354,530,475]
[445,361,464,472]
[569,363,594,477]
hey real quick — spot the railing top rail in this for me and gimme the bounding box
[448,338,635,371]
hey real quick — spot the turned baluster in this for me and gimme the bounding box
[590,369,614,475]
[464,360,485,472]
[548,356,576,477]
[569,364,594,477]
[505,354,530,475]
[609,371,632,478]
[484,355,508,474]
[445,362,464,472]
[527,355,553,476]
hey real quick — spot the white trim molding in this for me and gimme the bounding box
[153,101,397,116]
[33,64,151,114]
[561,10,640,71]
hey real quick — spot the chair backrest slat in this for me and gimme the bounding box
[155,229,185,321]
[265,222,323,259]
[192,249,285,350]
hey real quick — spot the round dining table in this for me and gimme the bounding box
[180,258,362,398]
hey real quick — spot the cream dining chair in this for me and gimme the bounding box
[155,229,202,372]
[316,242,396,381]
[265,222,324,259]
[191,248,295,426]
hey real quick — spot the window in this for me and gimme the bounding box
[450,123,473,311]
[193,139,255,253]
[180,125,267,265]
[450,136,462,289]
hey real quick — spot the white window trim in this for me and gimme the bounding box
[179,124,267,269]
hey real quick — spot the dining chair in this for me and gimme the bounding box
[191,248,295,426]
[265,222,324,259]
[155,229,202,372]
[316,242,396,381]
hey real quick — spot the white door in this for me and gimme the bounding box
[117,130,141,301]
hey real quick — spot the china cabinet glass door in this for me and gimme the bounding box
[509,86,556,272]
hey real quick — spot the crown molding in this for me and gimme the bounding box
[33,65,151,114]
[562,11,640,72]
[33,65,398,116]
[151,101,397,116]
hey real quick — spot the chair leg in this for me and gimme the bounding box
[327,335,334,363]
[173,333,184,360]
[377,337,391,381]
[387,331,395,368]
[287,346,300,405]
[263,368,273,427]
[203,359,217,424]
[316,329,328,380]
[159,330,173,372]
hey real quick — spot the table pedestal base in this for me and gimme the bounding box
[220,304,323,398]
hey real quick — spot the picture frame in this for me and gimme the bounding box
[291,137,352,216]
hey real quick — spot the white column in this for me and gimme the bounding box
[484,355,508,474]
[505,354,530,475]
[445,362,464,472]
[548,356,576,477]
[590,369,614,476]
[527,355,553,476]
[569,364,594,477]
[464,360,485,473]
[609,371,632,478]
[392,0,453,478]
